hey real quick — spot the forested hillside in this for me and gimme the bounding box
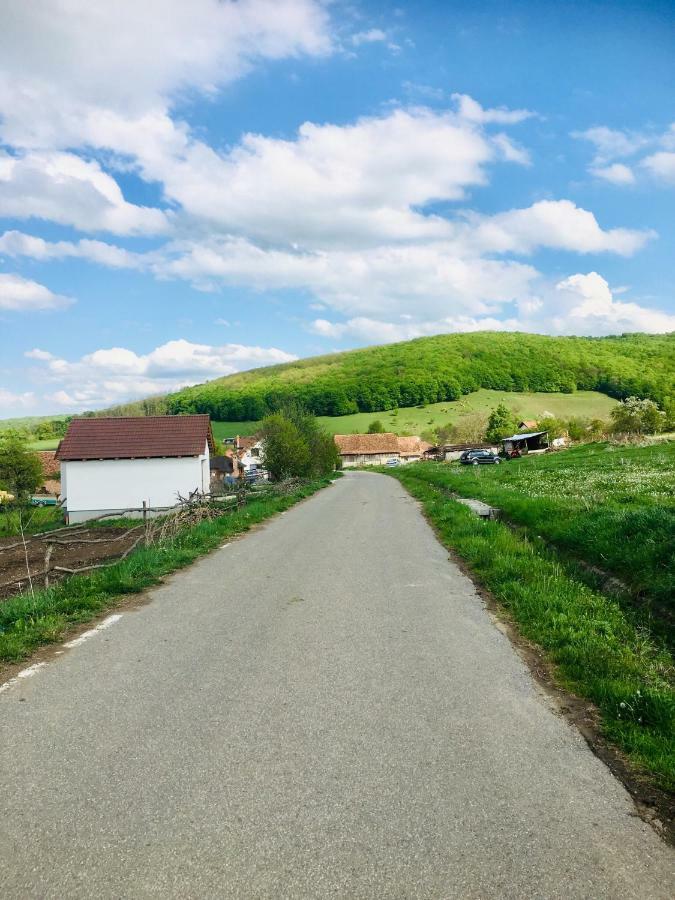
[160,332,673,422]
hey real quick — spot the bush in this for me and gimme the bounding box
[261,407,338,481]
[0,431,43,499]
[611,397,666,435]
[367,419,385,433]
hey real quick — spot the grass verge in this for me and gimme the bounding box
[0,477,336,664]
[386,465,675,794]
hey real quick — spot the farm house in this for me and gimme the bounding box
[56,416,215,523]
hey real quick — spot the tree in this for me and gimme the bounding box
[0,431,43,499]
[260,407,337,481]
[610,397,666,435]
[367,419,385,433]
[486,404,517,443]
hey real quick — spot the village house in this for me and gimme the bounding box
[335,433,400,467]
[502,430,549,456]
[56,415,215,523]
[334,433,432,467]
[397,436,434,463]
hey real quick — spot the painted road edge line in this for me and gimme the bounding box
[0,614,124,697]
[63,614,123,649]
[0,662,48,695]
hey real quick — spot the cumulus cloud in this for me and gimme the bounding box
[309,272,675,344]
[641,152,675,184]
[117,106,531,251]
[0,273,73,311]
[0,388,36,411]
[25,338,298,410]
[0,151,168,235]
[452,94,535,125]
[589,163,635,185]
[0,0,332,149]
[0,230,145,268]
[463,200,652,256]
[575,122,675,187]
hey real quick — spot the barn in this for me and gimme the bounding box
[56,415,215,523]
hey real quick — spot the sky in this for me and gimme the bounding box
[1,0,674,418]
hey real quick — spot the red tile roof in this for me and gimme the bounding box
[397,436,433,457]
[334,433,400,455]
[56,415,215,461]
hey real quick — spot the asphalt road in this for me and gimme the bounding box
[0,472,672,898]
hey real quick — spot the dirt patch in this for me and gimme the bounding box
[0,526,144,600]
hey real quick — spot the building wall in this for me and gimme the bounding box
[62,446,209,521]
[340,452,400,468]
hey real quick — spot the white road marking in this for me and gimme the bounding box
[0,662,47,695]
[63,614,123,649]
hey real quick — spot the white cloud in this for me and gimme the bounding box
[122,105,531,251]
[26,338,298,411]
[0,388,36,411]
[551,272,675,335]
[641,152,675,184]
[0,230,145,268]
[0,152,168,235]
[576,122,675,188]
[0,0,332,149]
[309,272,675,344]
[452,94,534,125]
[351,29,387,46]
[0,273,73,311]
[573,126,649,163]
[589,163,635,185]
[464,200,651,256]
[159,236,539,320]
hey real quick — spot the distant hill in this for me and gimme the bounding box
[157,332,673,422]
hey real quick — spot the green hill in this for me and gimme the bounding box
[163,332,673,422]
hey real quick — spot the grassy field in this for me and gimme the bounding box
[211,389,618,441]
[407,442,674,622]
[0,477,336,663]
[27,438,60,450]
[387,458,675,791]
[0,505,65,537]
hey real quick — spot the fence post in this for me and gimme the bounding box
[44,542,53,589]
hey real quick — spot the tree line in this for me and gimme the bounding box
[159,332,674,423]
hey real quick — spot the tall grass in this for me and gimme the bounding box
[389,465,675,791]
[0,478,334,663]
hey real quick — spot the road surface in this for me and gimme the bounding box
[0,472,672,898]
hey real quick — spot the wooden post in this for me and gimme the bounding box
[44,542,53,589]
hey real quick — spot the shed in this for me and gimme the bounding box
[56,415,215,523]
[334,433,401,467]
[502,431,549,456]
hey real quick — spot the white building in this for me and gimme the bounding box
[57,415,215,523]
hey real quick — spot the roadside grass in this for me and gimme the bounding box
[411,443,674,624]
[0,506,65,537]
[211,389,617,441]
[0,477,336,664]
[387,465,675,792]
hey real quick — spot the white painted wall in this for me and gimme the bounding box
[62,443,210,520]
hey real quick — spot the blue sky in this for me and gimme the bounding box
[1,0,674,417]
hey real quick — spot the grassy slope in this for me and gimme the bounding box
[170,332,674,423]
[212,389,618,440]
[387,462,675,791]
[0,478,335,663]
[408,442,674,618]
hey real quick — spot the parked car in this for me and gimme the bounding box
[386,458,400,467]
[30,495,58,506]
[459,449,501,466]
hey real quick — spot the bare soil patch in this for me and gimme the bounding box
[0,526,143,600]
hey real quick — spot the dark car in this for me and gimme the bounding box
[459,449,502,465]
